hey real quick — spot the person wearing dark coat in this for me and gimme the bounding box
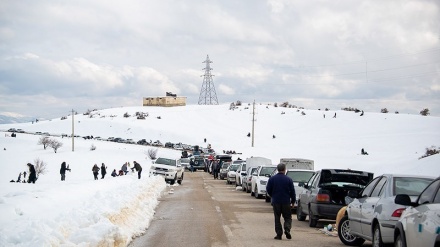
[133,161,142,179]
[27,163,37,184]
[266,163,296,240]
[100,163,107,179]
[111,169,118,177]
[60,161,71,181]
[92,164,100,180]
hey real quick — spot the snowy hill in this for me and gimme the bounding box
[0,103,439,246]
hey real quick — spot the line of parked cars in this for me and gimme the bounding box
[221,157,439,246]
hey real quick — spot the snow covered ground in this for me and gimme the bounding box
[0,104,439,246]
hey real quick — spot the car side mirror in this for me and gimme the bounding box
[395,194,413,206]
[347,190,359,199]
[298,182,305,187]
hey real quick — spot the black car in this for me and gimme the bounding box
[297,169,374,227]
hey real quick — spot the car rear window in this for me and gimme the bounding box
[393,177,433,196]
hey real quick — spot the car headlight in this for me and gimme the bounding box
[260,180,267,185]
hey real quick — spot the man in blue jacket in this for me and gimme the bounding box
[266,163,296,240]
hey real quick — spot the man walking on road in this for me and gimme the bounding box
[266,163,296,240]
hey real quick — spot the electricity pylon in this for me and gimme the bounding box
[198,55,218,105]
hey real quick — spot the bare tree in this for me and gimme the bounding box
[146,148,158,160]
[34,158,48,178]
[49,139,63,153]
[38,136,51,150]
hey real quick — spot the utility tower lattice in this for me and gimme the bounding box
[198,55,218,105]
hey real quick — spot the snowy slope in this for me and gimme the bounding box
[0,103,439,246]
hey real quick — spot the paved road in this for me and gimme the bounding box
[129,171,372,247]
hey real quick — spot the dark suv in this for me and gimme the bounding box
[297,169,373,227]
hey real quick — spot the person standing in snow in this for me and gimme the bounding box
[60,161,71,181]
[133,161,142,179]
[266,163,296,240]
[92,164,100,180]
[27,163,37,184]
[100,163,107,179]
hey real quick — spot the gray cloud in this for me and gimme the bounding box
[0,0,439,119]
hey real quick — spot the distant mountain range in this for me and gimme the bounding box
[0,115,35,124]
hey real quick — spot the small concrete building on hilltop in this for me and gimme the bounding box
[143,92,186,107]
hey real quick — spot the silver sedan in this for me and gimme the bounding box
[338,174,434,246]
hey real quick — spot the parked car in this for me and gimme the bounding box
[338,174,434,246]
[180,158,191,170]
[149,157,184,185]
[297,169,374,228]
[191,155,206,171]
[234,160,246,187]
[394,176,440,247]
[219,162,231,180]
[243,167,258,193]
[226,163,241,184]
[266,168,315,205]
[251,165,277,199]
[7,128,16,132]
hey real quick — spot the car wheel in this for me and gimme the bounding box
[177,173,183,185]
[254,186,259,198]
[308,206,318,227]
[246,184,251,193]
[394,231,405,247]
[265,193,270,202]
[338,215,365,246]
[170,175,177,185]
[296,202,306,221]
[372,224,384,247]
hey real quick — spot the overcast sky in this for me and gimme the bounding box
[1,0,439,119]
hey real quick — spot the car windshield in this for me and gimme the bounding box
[260,167,276,176]
[394,177,433,196]
[222,163,230,169]
[287,171,315,183]
[229,164,240,171]
[155,158,176,167]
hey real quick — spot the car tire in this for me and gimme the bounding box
[246,184,251,193]
[170,175,177,185]
[177,173,183,185]
[338,215,365,246]
[254,186,262,199]
[394,231,405,247]
[308,206,318,227]
[372,223,384,247]
[265,193,270,202]
[297,202,306,221]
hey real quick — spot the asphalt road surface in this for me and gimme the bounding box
[129,171,373,247]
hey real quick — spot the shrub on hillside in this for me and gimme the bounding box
[341,107,360,112]
[123,112,131,118]
[146,148,158,160]
[49,139,63,153]
[420,108,430,116]
[419,146,440,159]
[90,144,96,151]
[280,102,289,108]
[274,102,278,107]
[38,136,51,150]
[61,116,67,120]
[236,100,242,106]
[381,108,389,113]
[34,158,48,178]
